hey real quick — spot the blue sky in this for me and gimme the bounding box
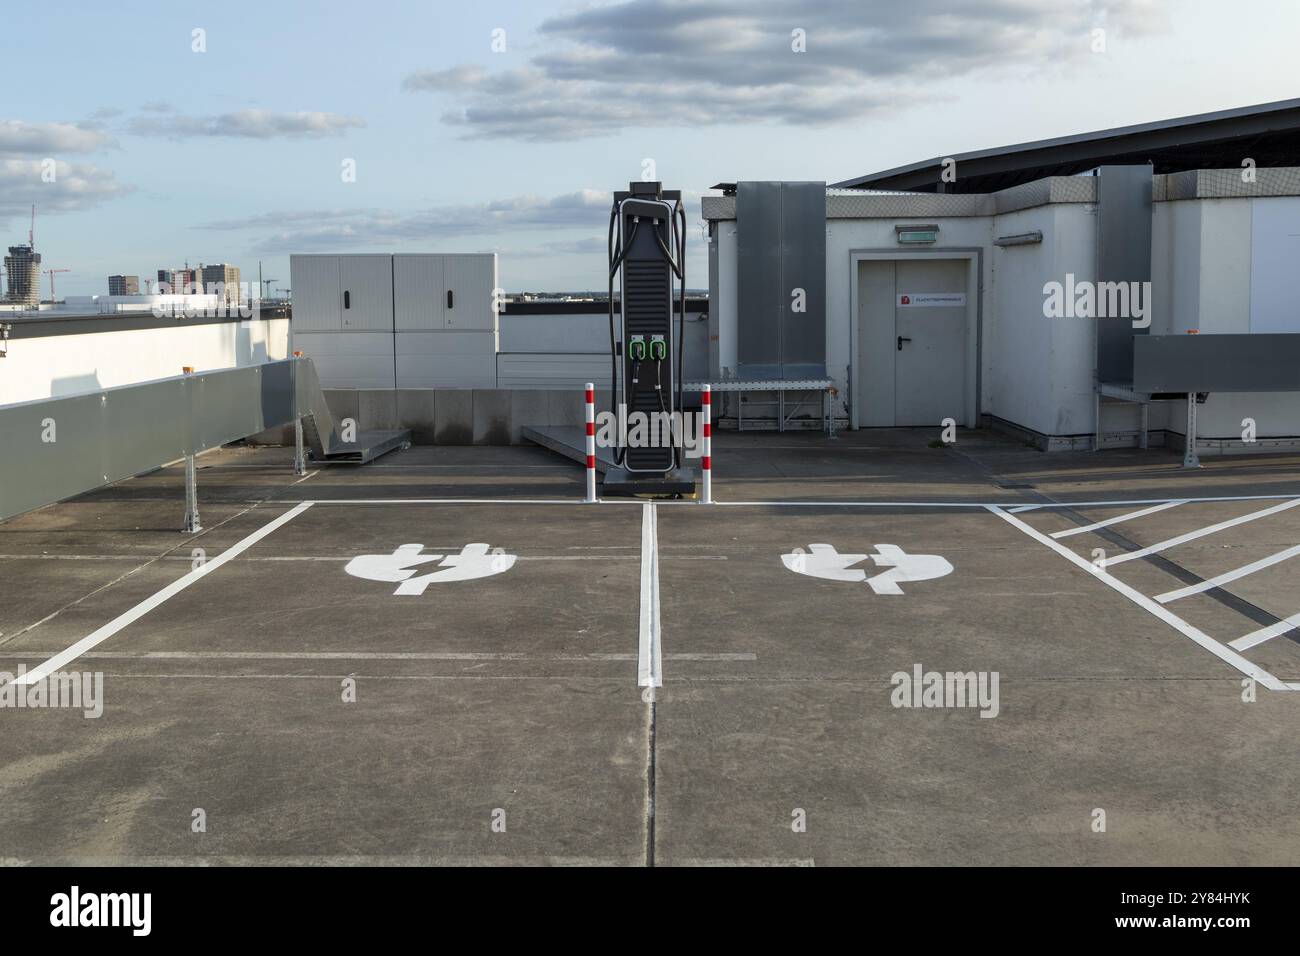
[3,0,1298,297]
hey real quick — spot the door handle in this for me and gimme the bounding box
[343,290,350,309]
[897,336,912,351]
[446,290,454,309]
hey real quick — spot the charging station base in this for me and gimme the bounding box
[601,465,699,497]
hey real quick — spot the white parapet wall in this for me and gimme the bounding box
[0,313,291,406]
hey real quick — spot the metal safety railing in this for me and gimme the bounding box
[0,357,406,526]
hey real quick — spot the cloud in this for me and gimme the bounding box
[404,0,1172,140]
[0,120,115,156]
[0,159,132,221]
[127,109,365,139]
[200,190,618,253]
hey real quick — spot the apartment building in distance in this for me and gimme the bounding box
[200,263,242,305]
[108,274,140,296]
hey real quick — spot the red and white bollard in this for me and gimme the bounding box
[701,384,712,504]
[584,382,597,503]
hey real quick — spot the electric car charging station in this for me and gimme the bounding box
[603,182,698,496]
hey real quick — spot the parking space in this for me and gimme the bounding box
[1,444,1298,865]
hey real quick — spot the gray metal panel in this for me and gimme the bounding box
[393,254,444,331]
[442,254,498,331]
[338,255,394,331]
[2,361,297,522]
[781,182,827,378]
[1133,334,1300,393]
[736,181,826,379]
[708,222,720,379]
[1096,165,1153,385]
[0,358,413,522]
[289,255,341,331]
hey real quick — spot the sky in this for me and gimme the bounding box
[2,0,1298,298]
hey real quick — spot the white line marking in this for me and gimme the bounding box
[988,506,1289,691]
[1103,498,1300,567]
[278,493,1300,509]
[1155,544,1300,603]
[1051,500,1187,538]
[1007,505,1042,514]
[638,502,663,688]
[712,494,1300,510]
[1229,614,1300,651]
[12,503,314,685]
[5,650,756,662]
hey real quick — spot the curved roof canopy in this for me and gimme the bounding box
[832,98,1300,194]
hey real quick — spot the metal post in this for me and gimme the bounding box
[701,384,712,504]
[1183,393,1201,468]
[1139,403,1149,450]
[183,453,202,533]
[584,383,597,503]
[1093,391,1102,452]
[181,366,202,533]
[293,418,307,476]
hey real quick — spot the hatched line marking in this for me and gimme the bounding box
[1051,500,1187,539]
[989,505,1290,692]
[1229,614,1300,651]
[1102,499,1300,567]
[1156,544,1300,603]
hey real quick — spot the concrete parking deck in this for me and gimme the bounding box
[0,429,1297,865]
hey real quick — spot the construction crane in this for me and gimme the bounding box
[43,268,70,303]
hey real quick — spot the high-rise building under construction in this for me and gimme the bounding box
[4,244,41,307]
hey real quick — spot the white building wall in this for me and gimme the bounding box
[0,318,290,406]
[986,205,1074,436]
[703,185,1300,444]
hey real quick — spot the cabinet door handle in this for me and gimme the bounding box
[446,290,454,309]
[343,290,350,309]
[897,336,912,351]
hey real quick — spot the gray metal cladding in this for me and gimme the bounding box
[1096,165,1153,385]
[736,181,827,379]
[1134,334,1300,393]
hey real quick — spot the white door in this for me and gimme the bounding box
[394,254,445,331]
[442,254,497,331]
[893,259,968,426]
[339,255,394,331]
[289,255,341,332]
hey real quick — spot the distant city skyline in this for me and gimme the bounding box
[3,0,1299,299]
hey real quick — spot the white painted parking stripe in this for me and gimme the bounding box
[712,494,1300,510]
[1102,498,1300,567]
[1007,505,1042,514]
[1155,544,1300,603]
[12,503,315,686]
[638,503,663,688]
[1051,500,1187,539]
[988,506,1290,691]
[267,493,1300,510]
[1228,613,1300,651]
[7,650,756,662]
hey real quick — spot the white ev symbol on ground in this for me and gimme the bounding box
[781,543,953,595]
[345,543,516,596]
